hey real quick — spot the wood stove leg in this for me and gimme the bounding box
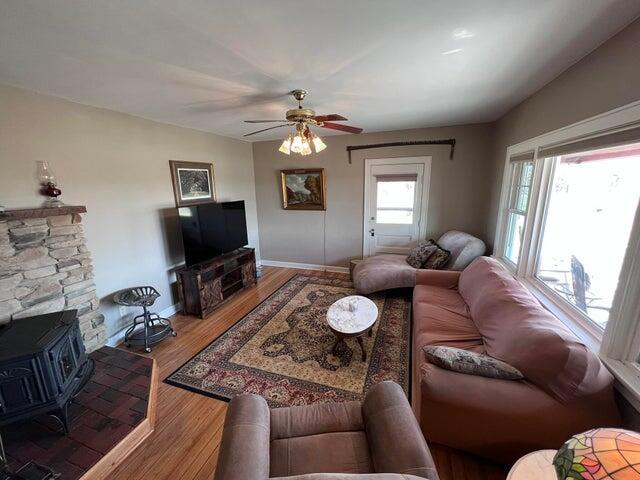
[48,403,70,435]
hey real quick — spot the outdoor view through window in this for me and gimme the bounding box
[376,179,416,224]
[535,143,640,329]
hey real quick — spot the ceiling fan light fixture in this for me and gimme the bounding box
[290,133,304,154]
[311,133,326,153]
[279,134,292,155]
[301,139,312,156]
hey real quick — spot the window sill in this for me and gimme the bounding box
[519,277,603,351]
[600,357,640,412]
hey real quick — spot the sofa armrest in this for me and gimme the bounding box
[214,394,270,480]
[362,381,439,480]
[415,270,460,288]
[418,363,620,463]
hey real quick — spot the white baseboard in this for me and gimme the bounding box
[260,259,350,274]
[106,302,182,347]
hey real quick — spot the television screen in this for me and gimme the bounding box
[178,201,248,266]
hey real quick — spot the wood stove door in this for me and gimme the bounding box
[48,327,85,394]
[0,359,47,418]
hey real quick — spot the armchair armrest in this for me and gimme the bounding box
[415,270,460,289]
[362,381,439,480]
[214,394,270,480]
[274,474,429,480]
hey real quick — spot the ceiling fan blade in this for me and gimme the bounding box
[319,122,363,134]
[244,120,287,123]
[314,114,348,122]
[243,123,293,137]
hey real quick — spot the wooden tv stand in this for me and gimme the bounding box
[176,247,256,319]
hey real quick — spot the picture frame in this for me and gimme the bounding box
[169,160,216,207]
[280,169,326,210]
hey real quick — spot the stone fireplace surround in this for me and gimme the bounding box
[0,206,106,352]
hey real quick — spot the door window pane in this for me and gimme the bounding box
[535,143,640,329]
[376,180,415,224]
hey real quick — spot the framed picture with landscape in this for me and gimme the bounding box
[169,160,216,207]
[280,168,326,210]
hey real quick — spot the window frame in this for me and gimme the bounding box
[498,159,535,270]
[493,99,640,404]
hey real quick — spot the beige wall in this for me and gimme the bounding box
[486,18,640,245]
[0,84,260,340]
[253,124,494,267]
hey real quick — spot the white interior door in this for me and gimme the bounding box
[364,157,431,257]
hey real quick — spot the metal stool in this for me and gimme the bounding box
[113,286,176,353]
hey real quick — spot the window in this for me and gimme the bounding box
[503,160,534,265]
[495,109,640,400]
[376,177,416,224]
[535,144,640,329]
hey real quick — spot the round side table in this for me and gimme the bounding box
[326,295,378,361]
[507,449,557,480]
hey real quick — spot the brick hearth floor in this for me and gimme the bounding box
[3,347,152,479]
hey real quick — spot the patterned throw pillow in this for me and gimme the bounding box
[423,345,524,380]
[422,242,451,270]
[405,240,437,268]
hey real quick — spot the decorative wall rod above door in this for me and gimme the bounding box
[345,139,456,164]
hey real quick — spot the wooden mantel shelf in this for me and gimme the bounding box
[0,205,86,220]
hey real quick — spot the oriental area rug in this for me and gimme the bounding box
[165,274,411,406]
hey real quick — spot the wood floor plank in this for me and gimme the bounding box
[109,266,507,480]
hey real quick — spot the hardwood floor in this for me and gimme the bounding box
[110,266,508,480]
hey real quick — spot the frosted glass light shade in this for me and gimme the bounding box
[301,140,312,156]
[279,135,292,155]
[291,134,304,153]
[312,134,326,153]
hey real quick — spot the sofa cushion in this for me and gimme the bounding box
[270,431,373,477]
[413,284,484,352]
[353,254,416,294]
[270,401,363,440]
[458,257,614,402]
[405,240,437,268]
[423,345,524,380]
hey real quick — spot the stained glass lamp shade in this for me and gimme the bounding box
[553,428,640,479]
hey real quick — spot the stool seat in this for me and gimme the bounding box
[114,286,160,307]
[113,285,176,352]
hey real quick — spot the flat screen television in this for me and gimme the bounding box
[178,200,248,266]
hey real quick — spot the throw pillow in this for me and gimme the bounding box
[422,242,451,270]
[423,345,524,380]
[405,240,437,268]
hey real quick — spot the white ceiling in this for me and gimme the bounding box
[1,1,639,141]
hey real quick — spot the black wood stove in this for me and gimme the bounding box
[0,310,93,435]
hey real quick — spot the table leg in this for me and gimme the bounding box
[356,336,366,362]
[332,336,343,356]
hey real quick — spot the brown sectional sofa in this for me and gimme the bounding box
[411,256,621,463]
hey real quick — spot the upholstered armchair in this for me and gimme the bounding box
[214,381,439,480]
[353,230,486,294]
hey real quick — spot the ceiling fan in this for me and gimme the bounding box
[243,89,363,155]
